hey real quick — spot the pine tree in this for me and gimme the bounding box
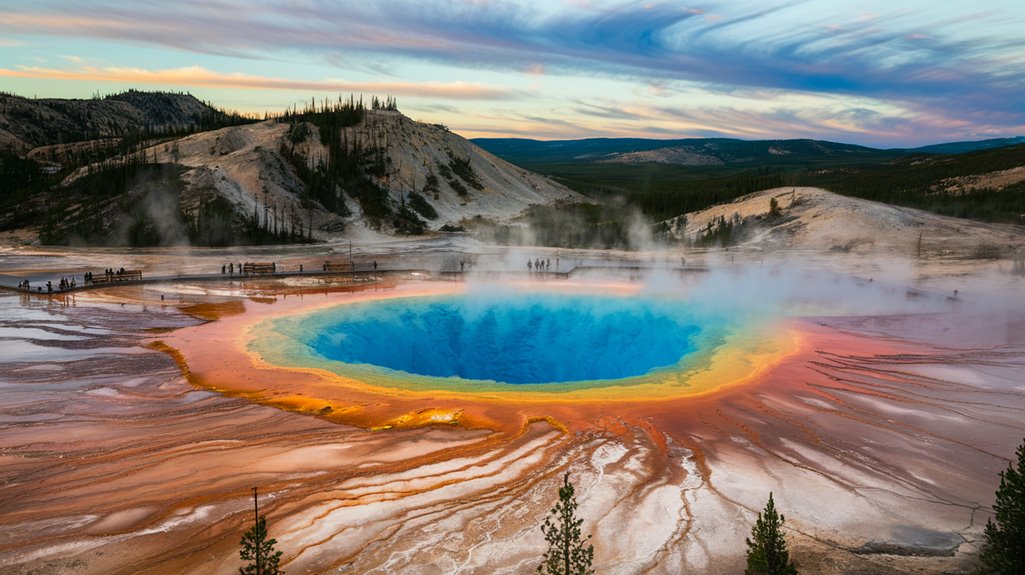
[537,472,594,575]
[745,492,798,575]
[239,488,284,575]
[979,439,1025,574]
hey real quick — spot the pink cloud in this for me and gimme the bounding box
[0,65,515,100]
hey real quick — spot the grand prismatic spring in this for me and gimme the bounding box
[1,244,1024,574]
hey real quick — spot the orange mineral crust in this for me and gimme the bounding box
[158,280,805,435]
[4,272,1023,575]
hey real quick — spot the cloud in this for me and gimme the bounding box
[466,90,1022,147]
[4,1,1021,101]
[0,65,516,100]
[2,1,1024,142]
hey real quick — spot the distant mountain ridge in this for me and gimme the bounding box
[911,137,1025,155]
[0,91,240,153]
[473,136,1025,168]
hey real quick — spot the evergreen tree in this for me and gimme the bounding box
[537,473,594,575]
[239,488,284,575]
[745,492,798,575]
[979,439,1025,574]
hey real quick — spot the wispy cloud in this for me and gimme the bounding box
[4,2,1022,100]
[0,65,516,100]
[2,1,1024,143]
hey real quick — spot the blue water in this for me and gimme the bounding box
[306,294,701,384]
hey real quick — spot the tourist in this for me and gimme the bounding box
[373,261,378,270]
[229,262,234,274]
[222,264,226,274]
[527,260,532,271]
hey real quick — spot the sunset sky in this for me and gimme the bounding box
[1,0,1023,147]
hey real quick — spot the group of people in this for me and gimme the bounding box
[221,262,244,274]
[18,278,74,293]
[528,258,553,272]
[15,266,135,295]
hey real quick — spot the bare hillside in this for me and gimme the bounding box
[18,109,586,246]
[663,187,1025,257]
[335,110,586,226]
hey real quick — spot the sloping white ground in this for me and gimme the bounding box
[134,111,584,237]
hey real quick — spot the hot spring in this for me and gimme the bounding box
[250,289,757,394]
[306,294,699,384]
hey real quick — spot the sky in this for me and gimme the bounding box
[1,0,1024,147]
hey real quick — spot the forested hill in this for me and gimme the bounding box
[472,137,898,168]
[0,90,251,153]
[474,136,1025,226]
[798,143,1025,223]
[473,136,1025,168]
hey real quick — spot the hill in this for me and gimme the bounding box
[798,144,1025,224]
[474,136,1025,227]
[472,137,901,168]
[473,136,1025,168]
[0,90,246,154]
[661,187,1025,258]
[912,136,1025,155]
[0,96,583,246]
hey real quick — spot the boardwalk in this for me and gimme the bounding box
[0,269,382,295]
[0,263,716,296]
